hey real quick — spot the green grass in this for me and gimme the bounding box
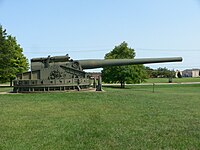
[0,87,13,92]
[0,84,200,149]
[145,77,200,83]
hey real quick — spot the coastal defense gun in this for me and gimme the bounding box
[13,54,182,92]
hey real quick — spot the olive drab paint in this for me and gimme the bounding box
[13,54,182,92]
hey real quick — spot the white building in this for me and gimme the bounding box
[181,69,200,77]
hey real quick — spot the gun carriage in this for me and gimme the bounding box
[13,54,182,92]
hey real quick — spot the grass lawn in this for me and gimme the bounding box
[0,86,13,93]
[0,84,200,149]
[145,77,200,83]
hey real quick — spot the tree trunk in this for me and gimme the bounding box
[10,79,12,87]
[120,81,125,88]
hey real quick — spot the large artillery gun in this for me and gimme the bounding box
[13,54,182,92]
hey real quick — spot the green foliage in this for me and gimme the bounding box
[177,71,182,78]
[0,84,200,149]
[146,77,200,83]
[0,25,28,83]
[145,67,175,78]
[102,42,147,87]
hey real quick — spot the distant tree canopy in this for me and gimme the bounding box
[177,71,182,78]
[102,42,147,88]
[145,67,175,78]
[0,25,29,83]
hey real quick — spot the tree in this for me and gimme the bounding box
[145,67,175,78]
[0,25,29,85]
[177,71,182,78]
[102,42,147,88]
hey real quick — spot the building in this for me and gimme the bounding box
[181,69,200,77]
[88,72,102,79]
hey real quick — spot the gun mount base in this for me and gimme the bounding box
[13,78,92,93]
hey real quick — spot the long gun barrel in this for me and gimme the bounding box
[78,57,183,69]
[31,54,182,71]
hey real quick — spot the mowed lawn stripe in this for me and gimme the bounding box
[0,84,200,149]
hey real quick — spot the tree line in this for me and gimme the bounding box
[0,25,29,85]
[145,67,175,78]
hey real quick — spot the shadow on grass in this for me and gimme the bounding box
[102,85,130,89]
[102,85,156,93]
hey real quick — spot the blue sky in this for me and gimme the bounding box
[0,0,200,71]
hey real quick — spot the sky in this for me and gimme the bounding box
[0,0,200,71]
